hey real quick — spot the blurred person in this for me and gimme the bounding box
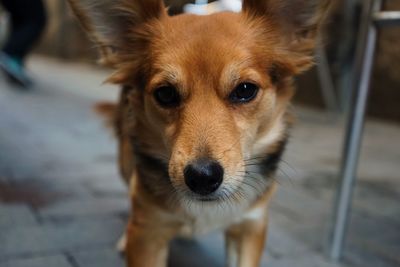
[0,0,47,88]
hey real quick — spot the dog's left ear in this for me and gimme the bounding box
[67,0,167,66]
[242,0,332,72]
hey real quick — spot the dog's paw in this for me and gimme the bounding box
[116,233,127,254]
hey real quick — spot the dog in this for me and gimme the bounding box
[67,1,331,266]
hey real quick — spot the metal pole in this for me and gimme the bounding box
[316,45,338,113]
[373,11,400,27]
[337,0,360,112]
[195,0,208,5]
[58,0,69,59]
[329,0,382,261]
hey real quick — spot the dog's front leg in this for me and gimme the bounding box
[225,215,268,267]
[125,218,175,267]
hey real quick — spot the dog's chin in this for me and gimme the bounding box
[179,190,249,219]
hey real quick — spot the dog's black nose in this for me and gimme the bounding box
[184,159,224,195]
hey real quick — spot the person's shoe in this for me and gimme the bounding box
[0,52,33,88]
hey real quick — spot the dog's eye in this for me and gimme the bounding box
[229,83,259,103]
[154,86,180,108]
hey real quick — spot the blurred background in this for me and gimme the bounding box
[0,1,399,267]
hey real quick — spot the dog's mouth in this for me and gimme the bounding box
[193,196,220,202]
[180,181,243,203]
[179,185,225,202]
[182,191,232,205]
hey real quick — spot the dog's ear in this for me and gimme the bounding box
[94,102,117,131]
[67,0,166,65]
[242,0,331,72]
[242,0,331,40]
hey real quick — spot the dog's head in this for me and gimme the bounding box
[69,0,330,213]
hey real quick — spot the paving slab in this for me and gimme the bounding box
[38,196,129,219]
[85,178,128,197]
[0,255,72,267]
[0,204,37,228]
[0,217,124,259]
[264,255,343,267]
[72,248,125,267]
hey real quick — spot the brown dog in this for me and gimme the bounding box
[67,1,331,266]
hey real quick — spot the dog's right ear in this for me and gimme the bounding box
[242,0,332,73]
[67,0,166,66]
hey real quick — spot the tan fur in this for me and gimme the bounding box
[67,0,331,266]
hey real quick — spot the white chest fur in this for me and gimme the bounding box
[179,203,266,237]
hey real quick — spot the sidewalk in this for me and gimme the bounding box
[0,56,399,267]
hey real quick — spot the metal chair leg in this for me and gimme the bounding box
[329,0,382,261]
[316,45,338,113]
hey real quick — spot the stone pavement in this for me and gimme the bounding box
[0,56,399,267]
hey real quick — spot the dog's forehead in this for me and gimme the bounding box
[148,12,272,84]
[164,12,246,41]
